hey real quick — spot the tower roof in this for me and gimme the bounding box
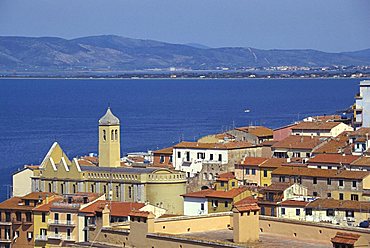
[99,107,120,125]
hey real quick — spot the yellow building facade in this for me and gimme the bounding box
[24,108,187,215]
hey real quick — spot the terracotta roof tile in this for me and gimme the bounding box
[242,157,268,166]
[153,146,173,155]
[307,198,370,212]
[272,135,324,150]
[234,203,260,212]
[129,210,152,218]
[234,196,258,206]
[261,182,292,192]
[308,154,359,165]
[80,200,145,217]
[206,187,248,199]
[216,172,236,181]
[292,122,342,131]
[235,126,273,137]
[351,156,370,167]
[259,158,287,168]
[331,232,361,245]
[272,167,370,180]
[312,132,352,154]
[280,200,309,207]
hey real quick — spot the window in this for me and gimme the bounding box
[225,201,229,208]
[67,214,71,223]
[339,180,344,187]
[296,209,301,216]
[61,184,64,194]
[346,210,354,218]
[339,193,344,200]
[261,206,265,215]
[221,182,224,187]
[351,194,359,201]
[115,129,118,140]
[326,209,335,216]
[279,176,285,182]
[306,153,310,158]
[49,183,52,193]
[313,177,317,184]
[210,154,214,161]
[103,130,106,141]
[42,213,46,223]
[103,185,107,194]
[40,228,47,237]
[116,185,119,198]
[327,193,332,198]
[218,154,222,162]
[251,169,256,175]
[91,184,95,193]
[263,170,268,177]
[306,208,312,216]
[271,207,275,216]
[281,208,286,215]
[231,181,235,187]
[328,166,332,169]
[197,153,205,159]
[293,152,300,158]
[54,213,59,222]
[186,152,190,162]
[26,212,31,222]
[16,212,21,222]
[352,181,357,188]
[73,184,76,193]
[200,203,204,211]
[177,152,181,158]
[160,155,165,163]
[67,229,71,239]
[267,192,274,202]
[25,200,30,206]
[327,178,331,185]
[111,130,114,141]
[54,227,59,235]
[212,200,218,208]
[128,186,132,198]
[169,155,173,163]
[27,231,33,240]
[5,212,11,222]
[245,168,250,175]
[313,192,318,197]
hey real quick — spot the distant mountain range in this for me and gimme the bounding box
[0,35,369,71]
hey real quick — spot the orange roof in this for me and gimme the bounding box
[153,146,173,155]
[80,200,145,217]
[235,126,273,137]
[173,141,255,150]
[25,165,40,170]
[307,199,370,212]
[262,182,292,192]
[292,121,341,131]
[33,196,63,212]
[181,189,216,198]
[79,156,99,165]
[77,159,95,166]
[206,187,247,199]
[312,132,352,154]
[308,154,359,165]
[259,158,287,168]
[216,172,236,181]
[215,133,235,139]
[350,127,370,137]
[234,203,260,212]
[280,200,309,207]
[129,210,152,218]
[242,157,268,166]
[272,135,323,150]
[234,196,258,206]
[272,167,370,180]
[21,192,56,200]
[351,156,370,167]
[331,232,361,245]
[308,115,341,122]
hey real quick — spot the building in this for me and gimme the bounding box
[354,80,370,128]
[272,167,370,200]
[172,141,262,178]
[312,131,353,155]
[235,157,268,186]
[306,198,370,227]
[151,146,173,168]
[0,192,55,248]
[14,108,187,215]
[307,154,360,170]
[197,133,236,143]
[12,165,39,197]
[258,182,308,217]
[277,200,310,221]
[291,121,353,137]
[227,126,273,145]
[273,123,297,141]
[213,172,239,191]
[181,189,214,216]
[272,135,324,159]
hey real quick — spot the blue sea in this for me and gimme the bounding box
[0,78,360,200]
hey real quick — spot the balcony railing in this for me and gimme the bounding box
[48,233,63,240]
[48,219,75,226]
[35,235,48,241]
[0,221,12,226]
[0,238,12,243]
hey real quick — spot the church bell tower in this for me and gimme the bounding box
[98,107,121,167]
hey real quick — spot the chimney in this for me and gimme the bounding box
[102,204,110,227]
[233,204,260,243]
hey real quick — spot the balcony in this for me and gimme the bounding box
[0,238,12,243]
[48,233,63,240]
[35,235,48,241]
[22,218,33,225]
[48,219,75,227]
[12,218,22,225]
[0,220,12,226]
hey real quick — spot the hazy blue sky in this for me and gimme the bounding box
[1,0,369,52]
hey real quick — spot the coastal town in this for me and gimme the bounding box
[2,80,370,248]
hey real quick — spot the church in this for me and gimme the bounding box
[13,108,186,215]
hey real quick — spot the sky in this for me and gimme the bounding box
[0,0,369,52]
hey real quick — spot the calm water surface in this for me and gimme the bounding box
[0,78,359,200]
